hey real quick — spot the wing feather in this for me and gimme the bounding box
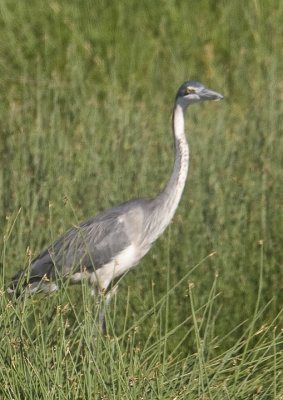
[25,199,148,280]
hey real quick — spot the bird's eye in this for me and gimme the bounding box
[186,87,196,94]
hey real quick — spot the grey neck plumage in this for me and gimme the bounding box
[145,101,190,244]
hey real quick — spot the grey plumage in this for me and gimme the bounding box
[11,199,147,288]
[8,80,223,307]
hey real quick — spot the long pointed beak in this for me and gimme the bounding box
[200,88,224,101]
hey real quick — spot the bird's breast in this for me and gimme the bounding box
[91,244,141,290]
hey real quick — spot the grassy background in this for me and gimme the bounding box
[0,0,283,398]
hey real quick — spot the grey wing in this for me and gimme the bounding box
[28,212,131,280]
[21,199,151,281]
[9,199,148,289]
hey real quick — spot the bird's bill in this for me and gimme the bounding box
[200,88,224,101]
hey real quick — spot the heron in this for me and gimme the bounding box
[8,80,223,326]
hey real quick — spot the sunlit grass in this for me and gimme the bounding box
[0,0,283,398]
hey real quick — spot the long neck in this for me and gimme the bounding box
[146,102,190,242]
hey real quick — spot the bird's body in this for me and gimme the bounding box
[8,80,223,307]
[23,198,153,293]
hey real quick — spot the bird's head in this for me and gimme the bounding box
[176,80,224,108]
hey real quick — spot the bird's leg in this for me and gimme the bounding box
[90,284,118,333]
[98,285,118,332]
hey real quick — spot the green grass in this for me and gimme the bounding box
[0,0,283,398]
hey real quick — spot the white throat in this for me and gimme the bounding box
[173,102,186,139]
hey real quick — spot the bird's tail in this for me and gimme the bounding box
[7,269,58,297]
